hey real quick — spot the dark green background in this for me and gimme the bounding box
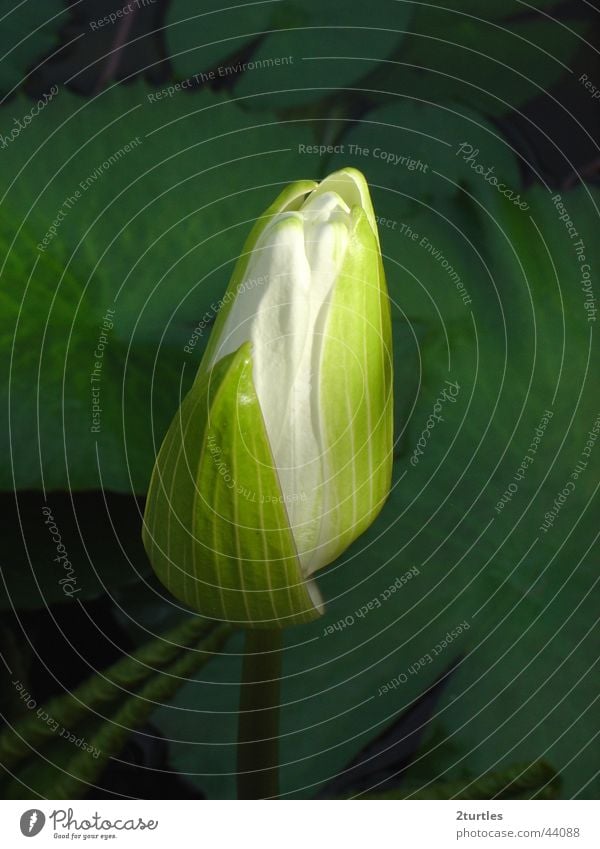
[0,0,598,799]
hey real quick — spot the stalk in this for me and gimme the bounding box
[236,628,283,799]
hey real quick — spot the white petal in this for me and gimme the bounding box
[210,190,355,576]
[307,168,378,245]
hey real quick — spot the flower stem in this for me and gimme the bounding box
[237,628,282,799]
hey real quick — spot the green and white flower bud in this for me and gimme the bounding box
[143,168,393,628]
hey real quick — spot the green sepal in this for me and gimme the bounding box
[318,205,393,565]
[143,342,321,628]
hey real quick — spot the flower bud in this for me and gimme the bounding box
[143,168,393,627]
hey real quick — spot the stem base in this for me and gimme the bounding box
[237,629,282,799]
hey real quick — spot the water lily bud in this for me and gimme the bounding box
[143,168,393,628]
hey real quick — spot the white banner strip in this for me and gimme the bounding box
[0,799,598,847]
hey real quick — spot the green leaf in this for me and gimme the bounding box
[413,0,563,17]
[0,615,217,771]
[0,1,66,94]
[368,5,586,117]
[166,0,273,80]
[328,100,522,213]
[0,491,151,610]
[1,621,232,798]
[361,761,560,800]
[233,0,413,109]
[154,184,599,799]
[0,82,318,494]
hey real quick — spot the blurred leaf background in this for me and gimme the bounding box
[0,0,598,799]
